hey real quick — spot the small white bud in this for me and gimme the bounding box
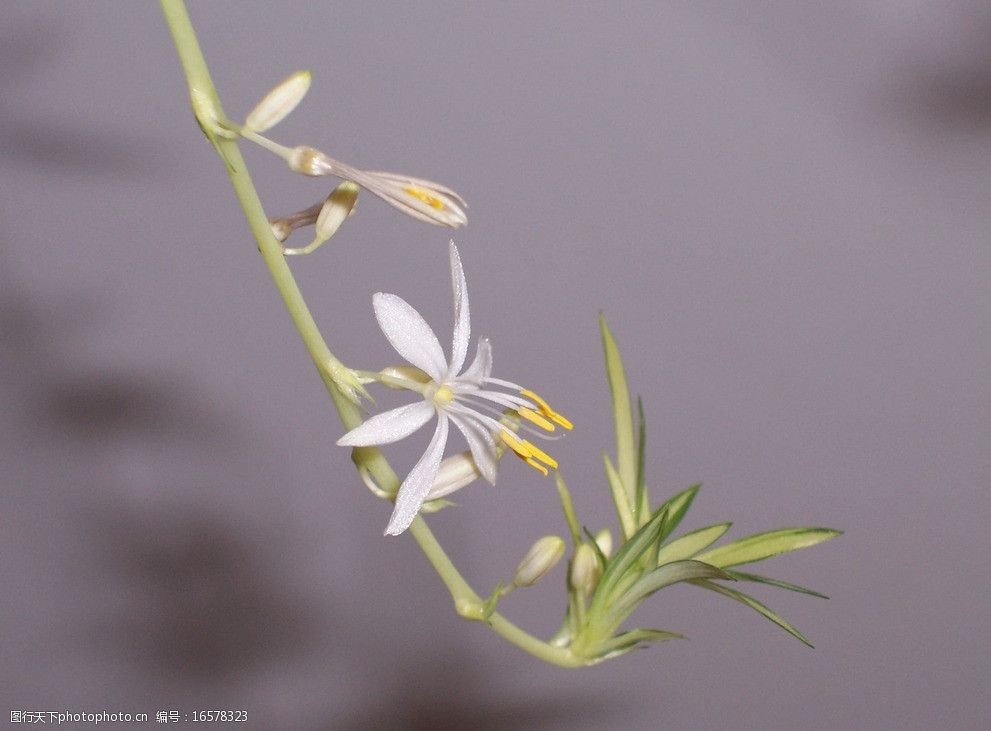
[594,528,613,559]
[512,536,566,588]
[426,451,482,500]
[570,543,601,597]
[244,70,312,133]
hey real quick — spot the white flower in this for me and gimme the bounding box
[338,241,571,536]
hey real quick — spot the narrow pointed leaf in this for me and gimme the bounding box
[655,484,700,543]
[634,397,649,524]
[696,527,842,568]
[595,628,684,659]
[723,570,829,599]
[583,528,609,569]
[692,579,813,647]
[554,472,582,545]
[656,522,732,565]
[590,505,667,615]
[607,560,732,626]
[604,453,636,539]
[600,315,636,502]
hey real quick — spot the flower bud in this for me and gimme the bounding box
[594,528,613,559]
[425,451,482,500]
[512,536,566,588]
[570,543,601,597]
[244,70,312,133]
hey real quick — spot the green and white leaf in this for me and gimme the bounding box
[656,522,732,565]
[723,570,829,599]
[590,506,667,615]
[604,453,636,539]
[594,628,684,660]
[606,560,732,627]
[554,472,582,545]
[695,527,841,568]
[634,397,649,524]
[600,315,636,503]
[655,484,700,543]
[692,579,813,647]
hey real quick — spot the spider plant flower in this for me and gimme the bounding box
[337,241,571,536]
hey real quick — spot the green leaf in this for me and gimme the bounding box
[692,579,813,647]
[655,484,700,543]
[590,505,667,615]
[600,314,636,503]
[607,560,732,626]
[723,570,829,599]
[656,523,732,565]
[554,472,582,546]
[594,628,684,659]
[582,528,609,570]
[695,527,842,568]
[634,397,649,525]
[604,453,636,539]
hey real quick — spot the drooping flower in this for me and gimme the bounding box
[338,241,571,535]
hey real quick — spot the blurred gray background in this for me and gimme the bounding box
[2,1,989,729]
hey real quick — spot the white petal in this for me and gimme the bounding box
[448,241,471,378]
[373,293,447,382]
[447,408,498,484]
[458,338,492,386]
[336,401,435,446]
[385,415,450,535]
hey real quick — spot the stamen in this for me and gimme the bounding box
[499,430,558,474]
[524,457,549,476]
[404,186,445,210]
[519,388,573,430]
[517,407,555,432]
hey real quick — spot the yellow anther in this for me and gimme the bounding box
[500,429,529,455]
[520,388,550,411]
[520,388,573,431]
[524,457,549,476]
[547,411,573,431]
[404,186,445,210]
[517,407,555,432]
[499,430,557,474]
[523,442,558,470]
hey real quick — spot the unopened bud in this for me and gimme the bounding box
[594,528,613,559]
[426,451,482,500]
[378,365,432,388]
[512,536,566,588]
[244,70,312,133]
[570,543,601,596]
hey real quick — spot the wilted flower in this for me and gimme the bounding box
[287,146,467,228]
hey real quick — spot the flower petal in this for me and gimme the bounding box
[448,241,471,378]
[458,338,492,386]
[447,408,498,484]
[373,293,448,382]
[385,415,450,535]
[336,401,435,446]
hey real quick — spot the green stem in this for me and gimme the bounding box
[160,0,584,669]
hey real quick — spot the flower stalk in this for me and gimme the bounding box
[159,0,584,668]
